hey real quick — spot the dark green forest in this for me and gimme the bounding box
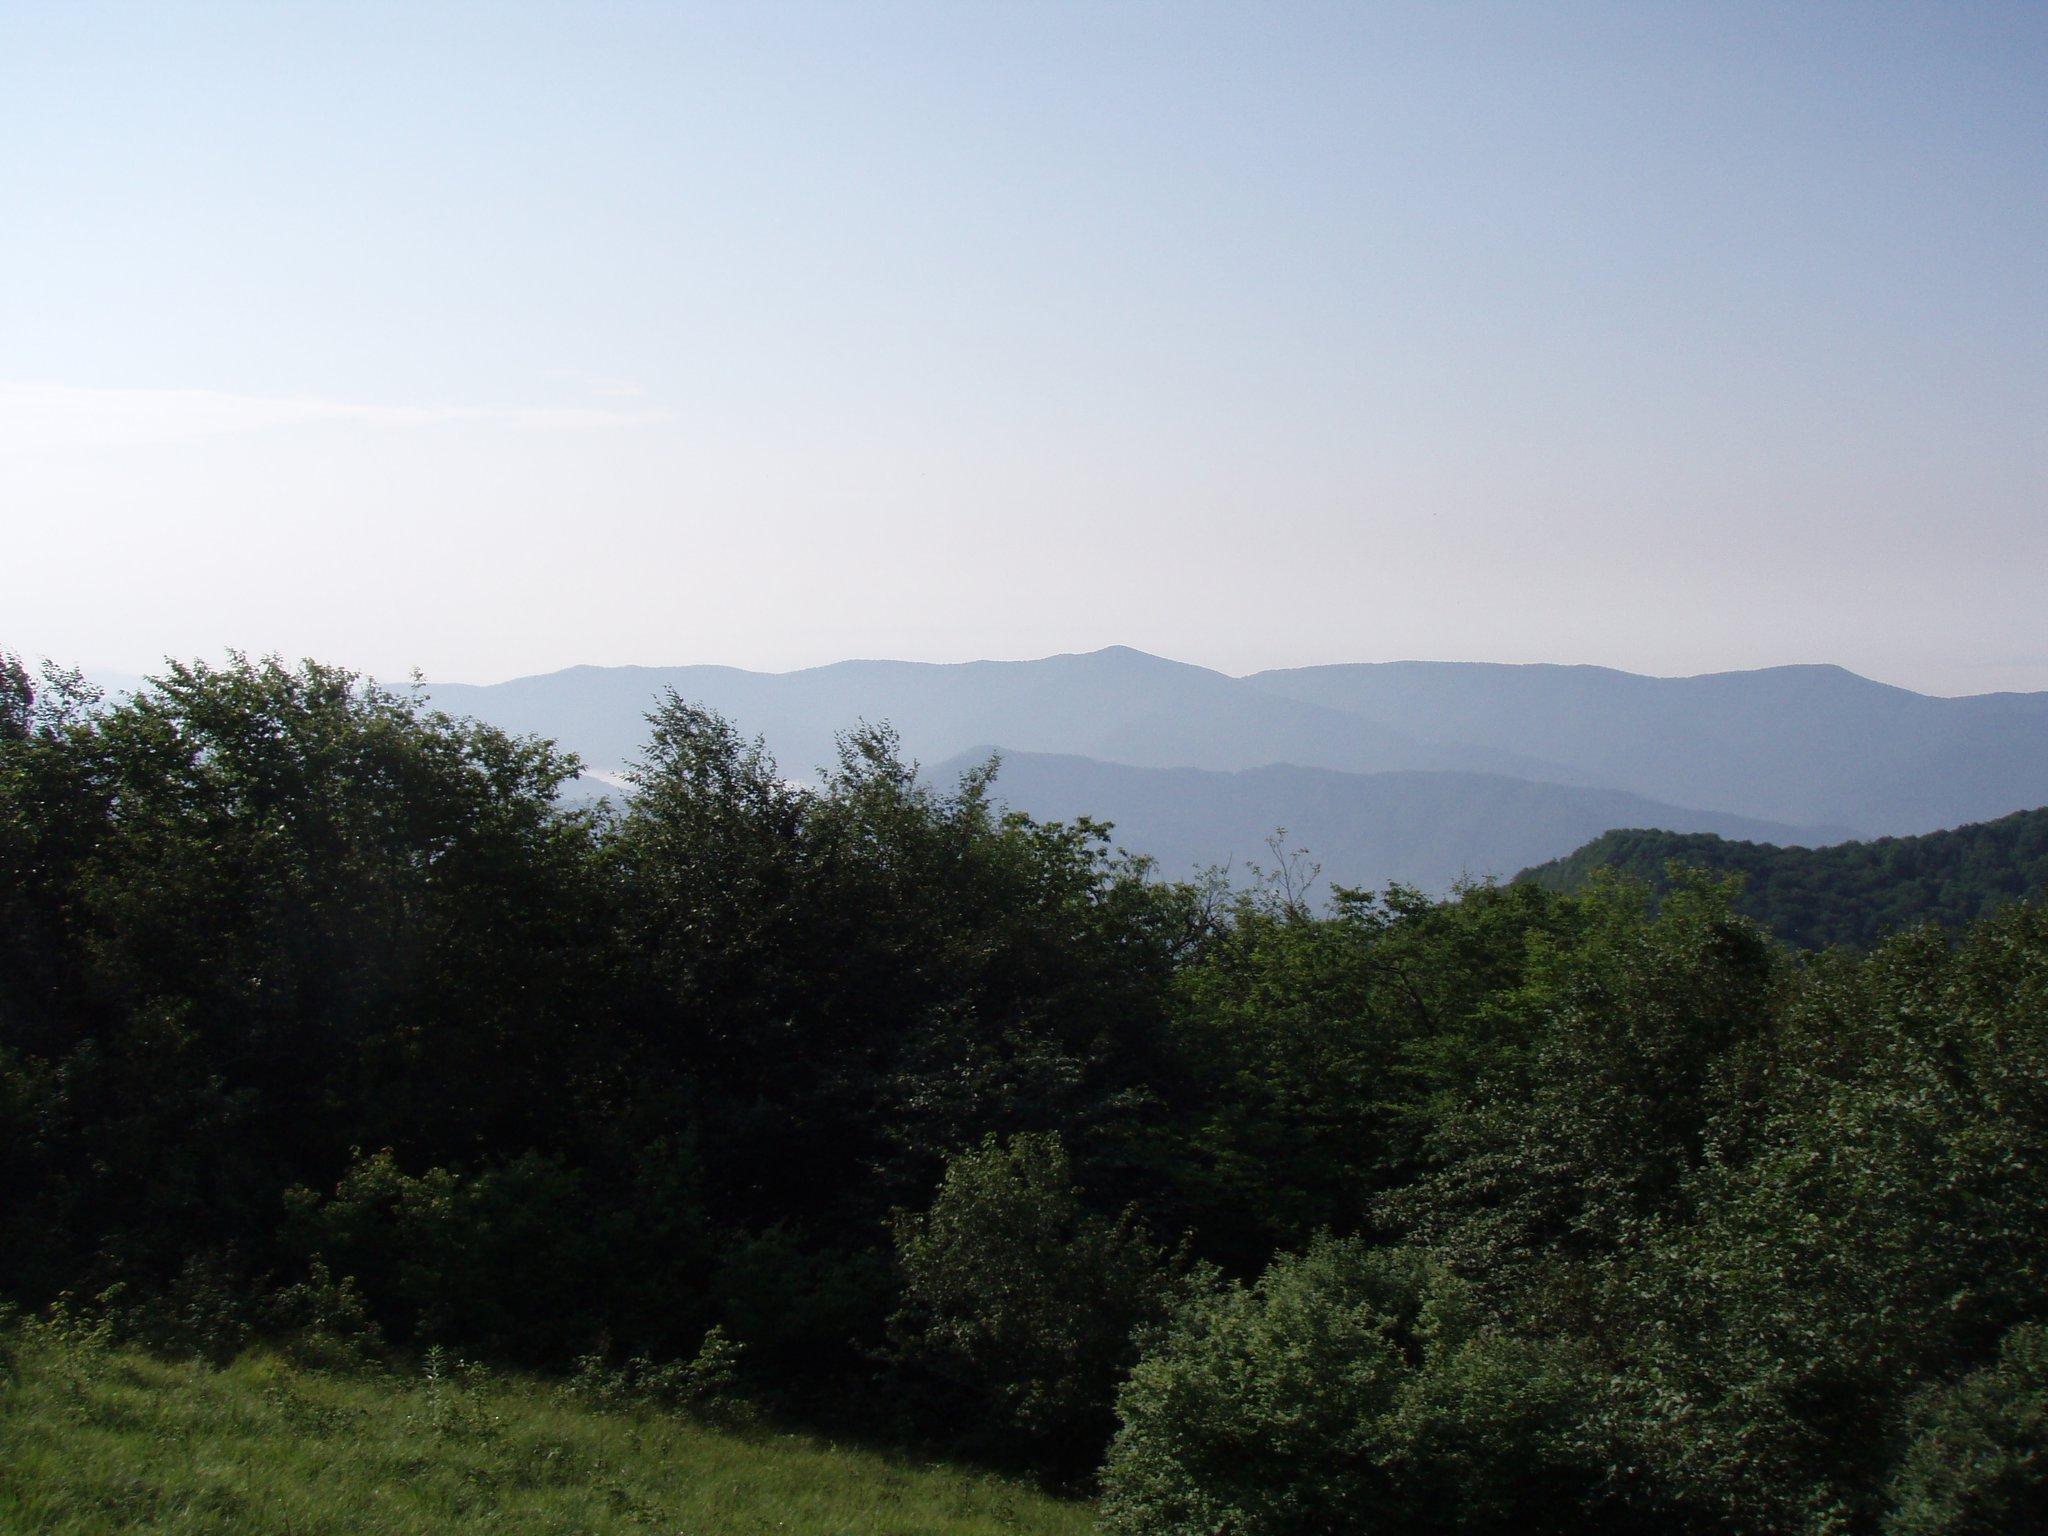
[4,654,2046,1535]
[1519,810,2048,950]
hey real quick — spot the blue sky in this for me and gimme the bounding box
[4,2,2043,690]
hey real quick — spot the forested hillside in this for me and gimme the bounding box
[5,652,2047,1534]
[1519,806,2048,949]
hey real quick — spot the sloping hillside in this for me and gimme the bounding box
[425,647,1573,787]
[0,1333,1090,1536]
[429,648,2048,840]
[1248,659,2048,835]
[945,749,1838,896]
[1516,806,2048,949]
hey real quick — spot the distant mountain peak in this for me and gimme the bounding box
[423,647,2048,845]
[1055,644,1198,670]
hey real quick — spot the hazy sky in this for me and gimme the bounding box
[5,2,2044,693]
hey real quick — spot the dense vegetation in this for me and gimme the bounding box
[4,652,2046,1533]
[1518,808,2048,949]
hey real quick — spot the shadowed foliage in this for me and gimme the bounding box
[5,648,2047,1533]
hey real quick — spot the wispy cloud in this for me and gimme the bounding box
[0,381,671,455]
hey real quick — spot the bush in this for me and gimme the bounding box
[892,1132,1175,1468]
[107,1254,256,1364]
[263,1257,386,1370]
[286,1148,599,1361]
[1885,1324,2048,1536]
[1100,1237,1603,1536]
[564,1325,754,1426]
[2,1292,119,1387]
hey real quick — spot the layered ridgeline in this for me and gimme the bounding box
[936,750,1818,896]
[426,647,2048,891]
[1248,657,2048,833]
[1518,805,2048,950]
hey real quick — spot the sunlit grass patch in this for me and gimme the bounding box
[0,1326,1095,1536]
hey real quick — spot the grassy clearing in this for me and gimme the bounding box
[0,1327,1095,1536]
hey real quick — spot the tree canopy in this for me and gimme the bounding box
[4,649,2046,1531]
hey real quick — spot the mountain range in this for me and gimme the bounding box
[411,646,2048,893]
[930,750,1820,897]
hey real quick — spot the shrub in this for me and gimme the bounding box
[563,1326,754,1426]
[3,1292,119,1387]
[1885,1324,2048,1536]
[286,1148,598,1360]
[892,1132,1175,1468]
[1100,1237,1603,1536]
[263,1257,386,1370]
[114,1253,255,1364]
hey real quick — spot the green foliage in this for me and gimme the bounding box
[1611,906,2048,1530]
[1520,808,2048,950]
[1161,878,1583,1268]
[672,1324,750,1423]
[1161,893,1419,1264]
[892,1133,1176,1467]
[1884,1324,2048,1536]
[606,701,1196,1398]
[1384,875,1782,1316]
[0,650,30,742]
[1391,1325,1609,1532]
[8,644,2048,1522]
[1100,1237,1602,1536]
[1101,1238,1425,1536]
[2,1294,121,1386]
[611,706,1192,1235]
[108,1255,257,1365]
[285,1148,603,1361]
[0,654,601,1306]
[565,1325,753,1425]
[261,1257,386,1371]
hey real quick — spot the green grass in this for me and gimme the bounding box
[0,1327,1096,1536]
